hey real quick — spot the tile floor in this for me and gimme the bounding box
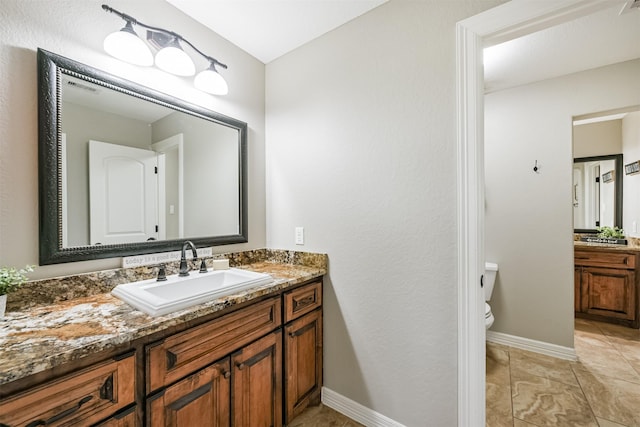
[487,319,640,427]
[297,319,640,426]
[289,404,364,426]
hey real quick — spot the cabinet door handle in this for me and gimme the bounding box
[223,370,231,379]
[100,374,114,401]
[236,362,245,370]
[26,395,93,426]
[294,295,315,310]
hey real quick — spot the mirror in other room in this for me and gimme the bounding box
[572,154,622,231]
[573,106,640,233]
[38,49,248,264]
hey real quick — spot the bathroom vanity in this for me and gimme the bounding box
[0,252,325,426]
[574,243,640,328]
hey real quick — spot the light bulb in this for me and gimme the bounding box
[103,21,153,66]
[155,39,196,76]
[194,64,228,95]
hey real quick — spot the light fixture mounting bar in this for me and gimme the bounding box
[101,4,227,69]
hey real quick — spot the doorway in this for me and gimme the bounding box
[455,0,631,423]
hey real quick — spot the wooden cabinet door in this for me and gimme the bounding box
[582,267,636,320]
[575,267,583,313]
[284,309,322,424]
[148,359,231,427]
[232,330,282,427]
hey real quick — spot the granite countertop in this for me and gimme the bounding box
[574,241,640,253]
[0,250,326,387]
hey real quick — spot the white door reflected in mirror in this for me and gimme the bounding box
[89,140,163,245]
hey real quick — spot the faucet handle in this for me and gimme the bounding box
[156,264,167,282]
[199,259,208,273]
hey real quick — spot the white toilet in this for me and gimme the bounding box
[484,262,498,329]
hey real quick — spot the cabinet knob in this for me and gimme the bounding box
[223,370,231,379]
[236,362,245,370]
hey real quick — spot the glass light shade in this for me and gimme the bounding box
[154,40,196,76]
[194,66,229,95]
[103,22,153,66]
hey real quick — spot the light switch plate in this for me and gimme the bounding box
[295,227,304,245]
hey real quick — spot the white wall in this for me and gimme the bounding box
[266,0,505,424]
[485,59,640,347]
[0,0,265,279]
[623,111,640,237]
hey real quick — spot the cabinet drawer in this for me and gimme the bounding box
[284,282,322,323]
[0,352,135,426]
[575,250,637,269]
[147,297,281,392]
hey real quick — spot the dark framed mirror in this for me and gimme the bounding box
[38,49,248,264]
[573,154,622,233]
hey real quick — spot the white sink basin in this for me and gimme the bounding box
[111,268,274,316]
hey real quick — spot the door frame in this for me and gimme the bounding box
[455,0,623,424]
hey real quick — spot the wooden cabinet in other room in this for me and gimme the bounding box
[575,247,640,328]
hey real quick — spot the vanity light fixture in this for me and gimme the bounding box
[101,4,228,95]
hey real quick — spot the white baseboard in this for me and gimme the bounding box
[486,330,577,361]
[321,387,405,427]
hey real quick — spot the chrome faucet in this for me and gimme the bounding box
[179,241,198,277]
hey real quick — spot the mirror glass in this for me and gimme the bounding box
[572,154,622,231]
[38,49,248,264]
[572,106,640,233]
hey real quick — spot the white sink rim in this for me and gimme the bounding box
[111,268,274,317]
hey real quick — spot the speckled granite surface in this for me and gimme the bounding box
[574,241,640,253]
[574,235,640,252]
[0,250,327,387]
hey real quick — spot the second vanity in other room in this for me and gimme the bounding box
[574,240,640,328]
[0,249,326,426]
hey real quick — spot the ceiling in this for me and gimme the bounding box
[484,2,640,93]
[166,1,639,91]
[166,0,388,64]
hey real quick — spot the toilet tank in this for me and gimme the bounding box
[484,262,498,301]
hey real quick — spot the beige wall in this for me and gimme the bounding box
[485,59,640,347]
[265,0,506,424]
[0,0,266,279]
[574,120,622,158]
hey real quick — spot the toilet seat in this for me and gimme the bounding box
[485,302,494,329]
